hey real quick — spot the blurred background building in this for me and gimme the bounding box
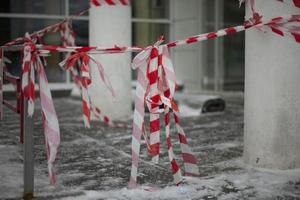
[0,0,245,93]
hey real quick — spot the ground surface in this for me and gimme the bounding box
[0,93,300,200]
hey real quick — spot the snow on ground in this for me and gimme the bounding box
[178,103,202,117]
[0,94,300,199]
[0,145,23,199]
[51,161,300,200]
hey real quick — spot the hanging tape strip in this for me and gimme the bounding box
[21,35,60,184]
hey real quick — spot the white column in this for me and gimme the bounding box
[244,0,300,169]
[172,0,204,92]
[89,4,132,120]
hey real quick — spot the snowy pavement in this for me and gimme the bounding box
[0,94,299,200]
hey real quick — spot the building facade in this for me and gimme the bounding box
[0,0,245,92]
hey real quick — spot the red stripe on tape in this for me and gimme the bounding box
[225,27,237,34]
[171,159,180,174]
[150,118,160,132]
[164,113,170,125]
[149,143,160,156]
[167,42,177,48]
[91,0,100,6]
[207,32,218,39]
[182,153,197,164]
[148,70,158,85]
[292,32,300,43]
[104,0,116,5]
[174,114,179,123]
[119,0,128,5]
[271,27,284,36]
[103,116,110,123]
[178,134,187,144]
[293,0,300,8]
[151,94,161,104]
[186,36,198,44]
[82,100,90,118]
[166,136,172,149]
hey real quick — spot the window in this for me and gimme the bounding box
[131,0,170,80]
[0,0,89,85]
[203,0,245,91]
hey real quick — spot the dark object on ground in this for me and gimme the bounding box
[175,93,226,114]
[201,98,226,113]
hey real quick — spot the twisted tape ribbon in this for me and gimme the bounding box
[129,41,199,188]
[59,51,115,128]
[59,21,128,128]
[265,15,300,42]
[90,0,131,7]
[21,35,60,184]
[240,0,300,26]
[239,0,300,10]
[278,0,300,8]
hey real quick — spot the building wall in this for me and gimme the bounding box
[0,1,246,95]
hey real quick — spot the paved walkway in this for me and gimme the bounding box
[0,94,299,200]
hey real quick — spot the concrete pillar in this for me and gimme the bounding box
[244,0,300,169]
[172,0,203,92]
[89,4,132,120]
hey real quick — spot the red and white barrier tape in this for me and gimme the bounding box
[3,0,129,47]
[59,21,130,128]
[2,0,300,188]
[59,22,91,127]
[21,40,35,116]
[2,0,299,49]
[263,15,300,42]
[164,108,182,184]
[278,0,300,8]
[59,22,76,47]
[4,20,62,47]
[21,35,60,184]
[90,0,130,7]
[173,113,199,176]
[36,55,60,184]
[128,42,199,188]
[147,38,164,164]
[27,14,300,56]
[240,0,300,10]
[59,51,116,128]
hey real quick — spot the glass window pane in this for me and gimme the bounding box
[44,52,67,83]
[3,51,67,83]
[132,22,169,80]
[224,0,245,25]
[223,33,245,91]
[205,0,215,23]
[132,22,169,47]
[1,18,67,83]
[132,0,169,19]
[203,0,245,91]
[0,18,61,45]
[223,0,245,90]
[0,0,65,15]
[72,20,89,46]
[69,0,89,16]
[202,40,215,90]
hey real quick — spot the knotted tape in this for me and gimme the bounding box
[59,51,115,128]
[129,39,199,188]
[21,34,60,184]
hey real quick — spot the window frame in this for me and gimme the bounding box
[0,0,89,91]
